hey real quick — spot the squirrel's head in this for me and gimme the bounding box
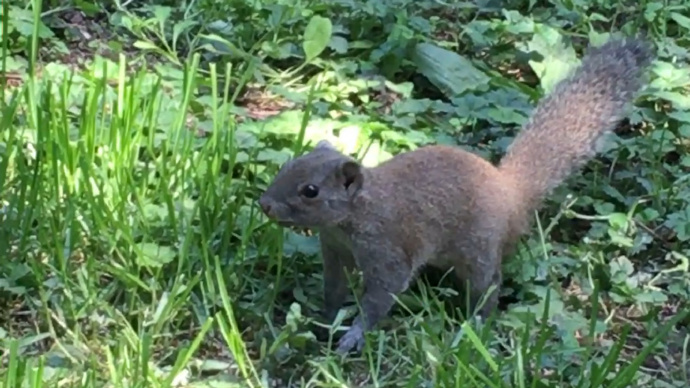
[258,140,365,228]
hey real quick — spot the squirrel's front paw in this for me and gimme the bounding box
[336,324,364,355]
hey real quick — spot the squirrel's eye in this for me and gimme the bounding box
[300,184,319,198]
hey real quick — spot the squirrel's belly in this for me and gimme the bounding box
[427,254,456,270]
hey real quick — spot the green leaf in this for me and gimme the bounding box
[667,110,690,123]
[152,5,172,25]
[199,34,250,59]
[633,290,668,304]
[412,42,490,97]
[137,243,176,267]
[199,359,233,372]
[329,35,349,54]
[671,12,690,30]
[526,26,579,94]
[610,256,635,284]
[665,207,690,241]
[11,8,54,38]
[303,15,333,61]
[172,20,198,49]
[282,232,320,256]
[607,212,629,230]
[255,149,292,164]
[133,40,163,52]
[653,91,690,109]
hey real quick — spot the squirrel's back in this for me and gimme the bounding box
[499,38,653,213]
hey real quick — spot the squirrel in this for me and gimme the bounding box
[258,38,654,354]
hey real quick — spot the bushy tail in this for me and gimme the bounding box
[499,38,654,212]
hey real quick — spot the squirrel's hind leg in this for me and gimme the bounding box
[450,240,503,320]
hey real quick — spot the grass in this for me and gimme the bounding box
[1,0,690,387]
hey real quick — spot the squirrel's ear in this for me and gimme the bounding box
[314,139,336,151]
[339,160,364,193]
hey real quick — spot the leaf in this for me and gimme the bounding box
[189,379,244,388]
[282,232,320,256]
[261,41,294,60]
[137,243,176,267]
[650,61,690,92]
[0,56,26,72]
[74,0,101,15]
[665,207,690,241]
[142,203,167,223]
[198,360,232,372]
[303,15,333,61]
[238,110,306,135]
[0,279,25,295]
[198,34,250,59]
[172,20,198,48]
[10,8,55,38]
[652,91,690,109]
[133,40,164,53]
[633,290,668,304]
[329,35,349,54]
[610,256,635,284]
[682,155,690,168]
[255,149,292,164]
[667,110,690,123]
[412,42,491,97]
[671,12,690,30]
[607,212,629,230]
[152,5,172,25]
[608,229,634,248]
[526,26,579,94]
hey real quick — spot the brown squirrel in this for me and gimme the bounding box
[258,38,654,354]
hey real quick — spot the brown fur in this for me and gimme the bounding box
[258,38,654,354]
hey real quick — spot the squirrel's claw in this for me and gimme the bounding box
[336,323,365,355]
